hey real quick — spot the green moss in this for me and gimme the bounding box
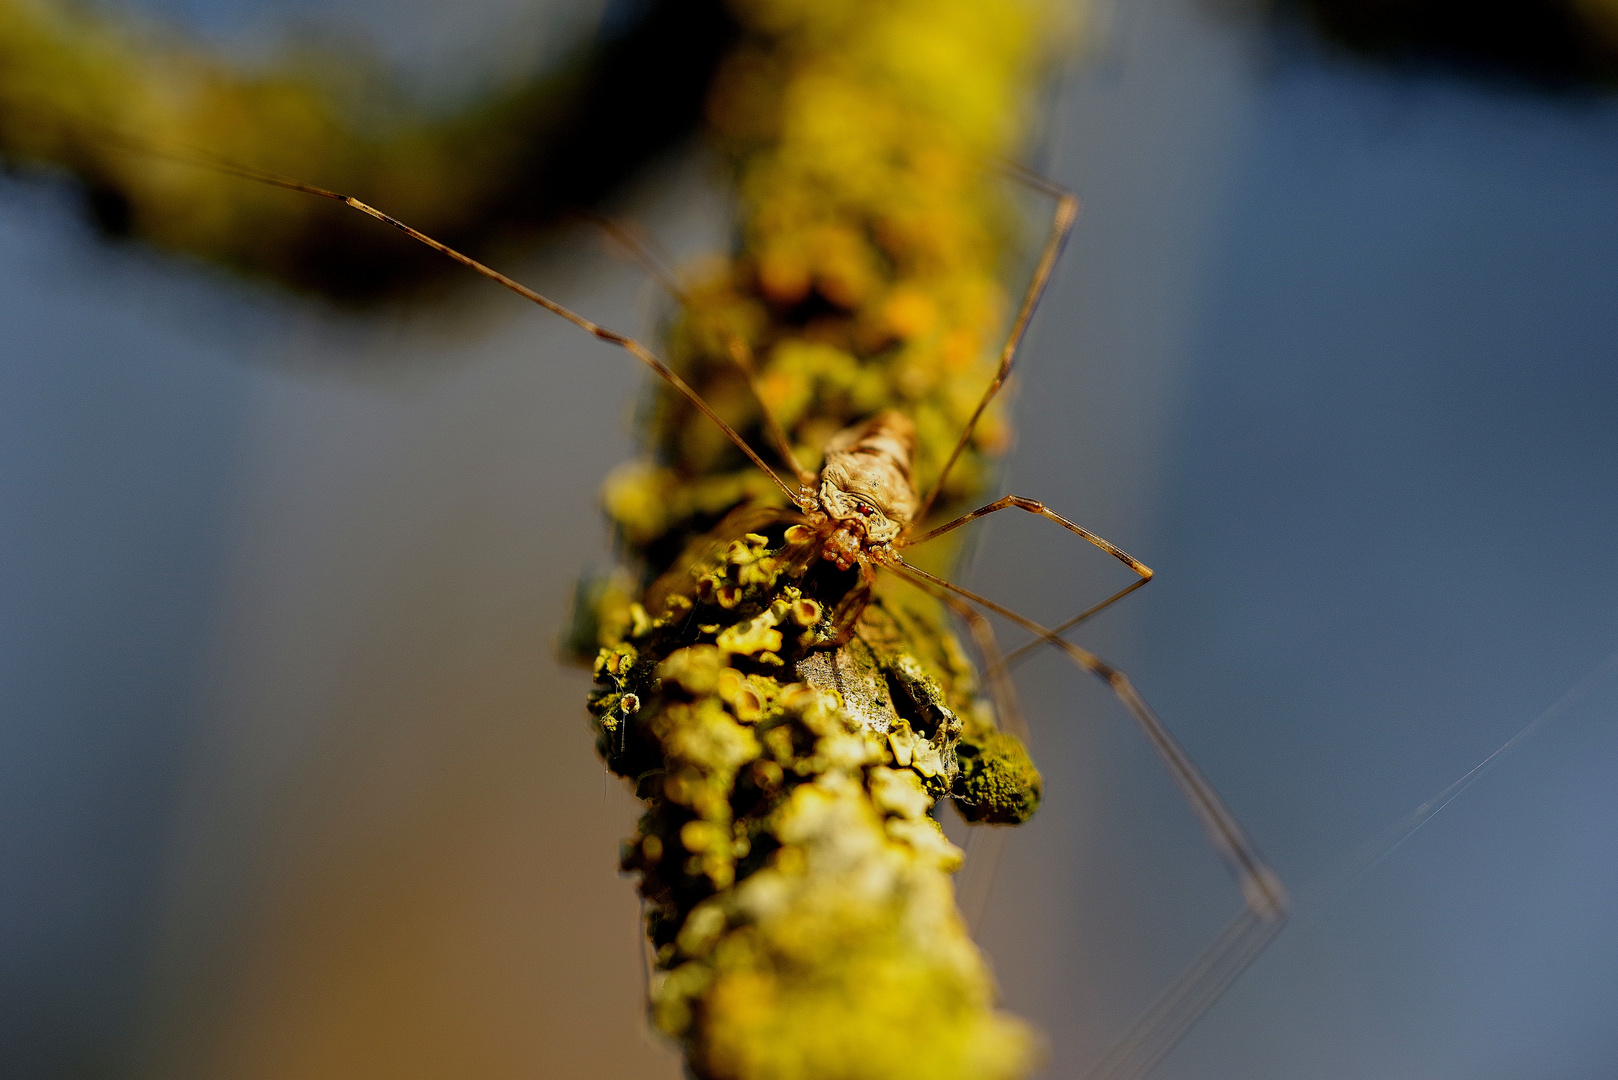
[954,727,1043,826]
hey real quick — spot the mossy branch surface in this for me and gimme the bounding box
[576,2,1069,1077]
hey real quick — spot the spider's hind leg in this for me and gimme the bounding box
[885,556,1288,1080]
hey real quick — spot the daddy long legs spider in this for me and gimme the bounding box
[84,135,1287,1080]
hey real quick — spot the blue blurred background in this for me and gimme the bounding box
[2,1,1615,1078]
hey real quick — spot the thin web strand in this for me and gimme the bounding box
[1298,643,1618,911]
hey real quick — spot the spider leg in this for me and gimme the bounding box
[901,494,1153,671]
[914,170,1079,524]
[915,580,1028,935]
[884,556,1288,1080]
[586,213,815,487]
[920,572,1029,745]
[824,562,877,647]
[62,125,805,506]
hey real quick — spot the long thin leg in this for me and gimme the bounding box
[913,171,1079,525]
[902,494,1152,578]
[901,495,1153,654]
[1002,587,1147,668]
[76,126,807,508]
[922,582,1026,935]
[901,578,1022,934]
[929,584,1030,743]
[885,556,1288,1080]
[996,513,1158,668]
[587,213,815,486]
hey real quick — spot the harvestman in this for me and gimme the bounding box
[83,139,1289,1080]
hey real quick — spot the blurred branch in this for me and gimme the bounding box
[0,0,736,300]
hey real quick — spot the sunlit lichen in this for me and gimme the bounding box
[581,2,1069,1075]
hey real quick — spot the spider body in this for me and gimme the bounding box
[790,410,919,572]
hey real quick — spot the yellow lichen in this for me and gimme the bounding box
[585,5,1068,1074]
